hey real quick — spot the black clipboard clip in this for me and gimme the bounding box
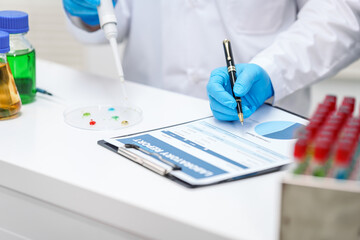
[116,144,182,176]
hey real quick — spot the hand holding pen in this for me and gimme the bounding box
[207,40,274,122]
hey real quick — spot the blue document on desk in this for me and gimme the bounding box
[99,104,308,187]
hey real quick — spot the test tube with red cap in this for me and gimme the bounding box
[306,104,332,139]
[293,137,309,174]
[310,138,332,177]
[333,139,355,179]
[293,95,360,178]
[332,116,360,179]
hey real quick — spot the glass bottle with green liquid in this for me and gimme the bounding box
[0,10,35,104]
[0,31,21,119]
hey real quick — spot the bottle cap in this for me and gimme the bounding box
[0,31,9,53]
[0,11,29,34]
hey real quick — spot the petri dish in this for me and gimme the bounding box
[64,104,142,131]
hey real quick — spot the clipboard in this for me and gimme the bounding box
[98,104,308,188]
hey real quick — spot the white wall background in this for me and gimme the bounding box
[0,0,85,69]
[1,0,360,117]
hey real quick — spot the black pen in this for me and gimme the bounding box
[223,39,244,125]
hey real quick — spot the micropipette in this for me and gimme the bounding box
[97,0,128,100]
[64,0,143,131]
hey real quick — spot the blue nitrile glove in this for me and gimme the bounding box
[207,63,274,121]
[63,0,101,26]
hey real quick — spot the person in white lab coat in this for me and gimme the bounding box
[63,0,360,119]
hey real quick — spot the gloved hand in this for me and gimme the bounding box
[207,63,274,121]
[63,0,101,26]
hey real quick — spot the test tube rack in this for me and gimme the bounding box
[280,95,360,240]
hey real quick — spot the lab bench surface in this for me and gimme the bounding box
[0,59,285,240]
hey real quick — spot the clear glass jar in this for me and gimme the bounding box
[7,32,36,104]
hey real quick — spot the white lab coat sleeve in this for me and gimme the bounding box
[65,0,131,44]
[250,0,360,104]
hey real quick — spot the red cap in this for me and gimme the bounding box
[337,106,352,125]
[325,116,342,129]
[317,129,336,141]
[294,138,308,160]
[344,117,360,131]
[335,140,353,166]
[341,97,355,113]
[306,122,321,139]
[341,130,358,142]
[311,103,330,120]
[314,138,331,164]
[324,95,337,112]
[322,124,339,136]
[341,127,359,137]
[324,95,337,104]
[315,103,331,116]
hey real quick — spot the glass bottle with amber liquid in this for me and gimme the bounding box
[0,30,21,119]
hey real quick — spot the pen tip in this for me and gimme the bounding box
[238,113,244,126]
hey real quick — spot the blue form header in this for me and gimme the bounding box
[117,134,227,179]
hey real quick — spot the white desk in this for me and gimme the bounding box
[0,60,285,240]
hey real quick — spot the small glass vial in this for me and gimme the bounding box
[0,31,21,119]
[0,10,36,104]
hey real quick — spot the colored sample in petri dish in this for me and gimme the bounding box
[64,104,142,131]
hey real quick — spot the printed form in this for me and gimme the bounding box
[105,104,309,186]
